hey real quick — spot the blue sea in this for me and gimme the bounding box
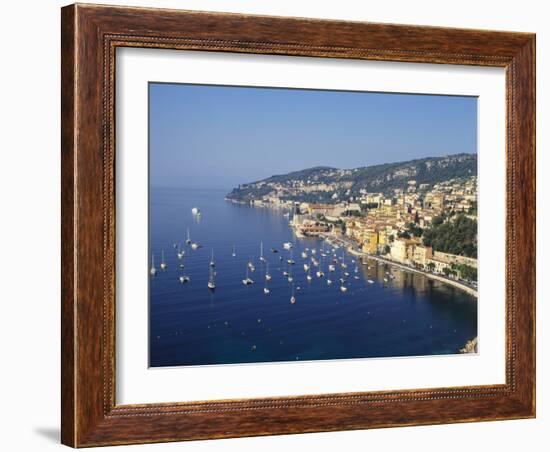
[149,187,477,367]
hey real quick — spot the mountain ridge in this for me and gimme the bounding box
[227,153,477,203]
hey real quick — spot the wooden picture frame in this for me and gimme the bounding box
[61,3,535,447]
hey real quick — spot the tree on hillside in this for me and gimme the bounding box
[422,214,477,258]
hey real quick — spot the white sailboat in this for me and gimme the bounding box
[242,266,254,285]
[191,242,200,250]
[306,267,312,282]
[259,242,266,262]
[209,249,215,267]
[301,251,307,259]
[287,265,293,283]
[177,247,185,259]
[340,284,348,292]
[160,250,167,270]
[232,244,236,257]
[265,263,272,281]
[248,258,255,272]
[185,227,191,244]
[303,263,310,271]
[150,254,157,276]
[290,284,296,304]
[287,249,295,265]
[327,278,333,285]
[208,266,216,290]
[191,207,200,215]
[316,256,325,278]
[179,275,190,283]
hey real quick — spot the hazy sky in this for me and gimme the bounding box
[149,83,477,189]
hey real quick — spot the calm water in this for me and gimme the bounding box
[149,187,477,367]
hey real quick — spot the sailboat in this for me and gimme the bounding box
[209,249,215,267]
[301,250,308,259]
[341,252,347,269]
[232,244,236,257]
[287,265,293,283]
[306,267,312,282]
[263,266,270,294]
[303,263,310,271]
[160,250,167,270]
[327,278,333,285]
[320,241,327,257]
[259,242,266,262]
[150,254,157,276]
[340,284,348,292]
[265,263,272,281]
[248,258,255,272]
[208,266,216,290]
[185,227,191,244]
[177,246,185,259]
[290,283,296,304]
[287,249,295,265]
[179,275,190,283]
[242,266,254,285]
[316,257,325,278]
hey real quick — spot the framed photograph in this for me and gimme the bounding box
[61,3,535,447]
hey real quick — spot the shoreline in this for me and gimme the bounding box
[321,234,478,298]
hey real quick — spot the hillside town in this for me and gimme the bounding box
[230,174,478,286]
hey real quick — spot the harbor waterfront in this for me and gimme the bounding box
[149,187,478,367]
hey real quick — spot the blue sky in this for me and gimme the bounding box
[149,83,477,189]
